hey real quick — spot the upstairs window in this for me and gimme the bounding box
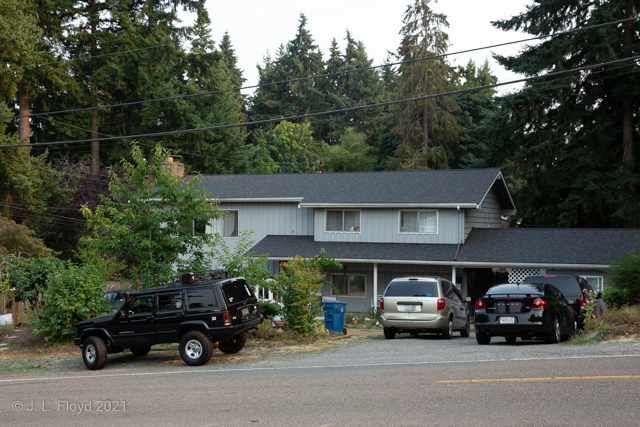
[326,210,360,232]
[399,210,437,233]
[212,210,238,237]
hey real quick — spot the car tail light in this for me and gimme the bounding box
[223,311,231,326]
[475,299,486,310]
[380,298,384,310]
[437,299,446,311]
[532,298,548,309]
[580,298,586,309]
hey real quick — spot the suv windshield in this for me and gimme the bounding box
[384,281,438,297]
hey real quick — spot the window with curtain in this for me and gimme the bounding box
[326,210,360,232]
[399,210,437,233]
[332,274,366,297]
[212,210,238,237]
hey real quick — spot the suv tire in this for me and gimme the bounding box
[130,346,151,356]
[460,316,471,337]
[383,327,395,340]
[441,317,453,340]
[83,336,107,370]
[179,331,214,366]
[218,332,247,354]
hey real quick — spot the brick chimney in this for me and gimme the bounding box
[161,155,185,177]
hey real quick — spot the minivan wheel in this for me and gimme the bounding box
[548,316,561,344]
[383,327,396,340]
[218,332,247,354]
[441,317,453,340]
[460,317,471,338]
[82,336,107,370]
[179,331,214,366]
[476,332,491,345]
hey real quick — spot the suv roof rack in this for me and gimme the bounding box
[170,269,230,285]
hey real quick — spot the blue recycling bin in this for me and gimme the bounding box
[322,301,348,334]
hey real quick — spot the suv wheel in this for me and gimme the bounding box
[179,331,214,366]
[476,332,491,345]
[130,346,151,356]
[460,316,470,337]
[441,317,453,340]
[83,336,107,370]
[383,327,395,340]
[548,316,561,344]
[218,332,247,354]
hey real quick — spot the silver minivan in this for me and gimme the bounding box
[380,276,470,339]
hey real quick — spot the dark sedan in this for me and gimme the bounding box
[474,283,577,344]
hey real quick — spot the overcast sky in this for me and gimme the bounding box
[193,0,534,95]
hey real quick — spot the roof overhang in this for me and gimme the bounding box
[297,203,480,209]
[478,171,517,216]
[257,255,608,269]
[209,197,304,203]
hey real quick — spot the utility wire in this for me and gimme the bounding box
[2,16,638,121]
[2,54,638,150]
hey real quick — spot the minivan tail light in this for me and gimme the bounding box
[223,311,231,326]
[532,298,548,309]
[475,299,486,310]
[437,299,446,311]
[580,298,586,309]
[380,298,384,310]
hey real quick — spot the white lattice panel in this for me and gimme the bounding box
[508,268,545,283]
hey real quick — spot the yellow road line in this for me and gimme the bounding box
[438,375,640,383]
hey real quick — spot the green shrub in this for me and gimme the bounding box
[5,257,64,311]
[33,263,109,343]
[259,300,282,319]
[603,249,640,308]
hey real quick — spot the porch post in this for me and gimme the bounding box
[451,265,457,288]
[373,262,378,307]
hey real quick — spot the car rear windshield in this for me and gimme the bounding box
[384,281,438,297]
[222,281,255,305]
[524,276,581,296]
[486,283,544,296]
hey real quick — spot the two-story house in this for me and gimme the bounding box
[193,168,640,312]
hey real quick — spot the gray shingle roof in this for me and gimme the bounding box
[194,168,513,208]
[249,235,458,262]
[458,228,640,266]
[248,229,640,267]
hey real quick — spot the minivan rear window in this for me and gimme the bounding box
[384,281,438,297]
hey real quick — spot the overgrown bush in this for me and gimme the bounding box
[4,257,64,311]
[603,249,640,308]
[32,263,109,343]
[274,250,342,336]
[259,300,282,319]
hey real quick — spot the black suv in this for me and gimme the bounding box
[74,270,263,370]
[524,273,602,329]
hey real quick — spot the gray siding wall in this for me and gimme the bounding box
[314,208,464,244]
[206,202,314,265]
[321,263,453,313]
[464,188,502,239]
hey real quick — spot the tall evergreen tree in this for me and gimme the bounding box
[486,0,640,228]
[389,0,460,170]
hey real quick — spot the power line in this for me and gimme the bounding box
[2,54,638,150]
[2,16,637,121]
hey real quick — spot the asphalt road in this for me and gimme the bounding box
[2,333,640,426]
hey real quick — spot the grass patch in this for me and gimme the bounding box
[1,363,46,372]
[573,305,640,343]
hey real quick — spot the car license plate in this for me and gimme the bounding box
[402,305,415,312]
[241,307,249,317]
[500,316,515,324]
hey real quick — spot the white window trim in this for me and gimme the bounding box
[398,209,438,234]
[209,209,239,238]
[325,209,362,233]
[583,276,604,292]
[330,273,367,298]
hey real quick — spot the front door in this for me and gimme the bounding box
[118,294,156,346]
[154,291,184,343]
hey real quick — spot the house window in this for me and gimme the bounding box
[326,210,360,232]
[399,210,437,233]
[212,210,238,237]
[184,220,207,236]
[332,274,366,297]
[583,276,604,292]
